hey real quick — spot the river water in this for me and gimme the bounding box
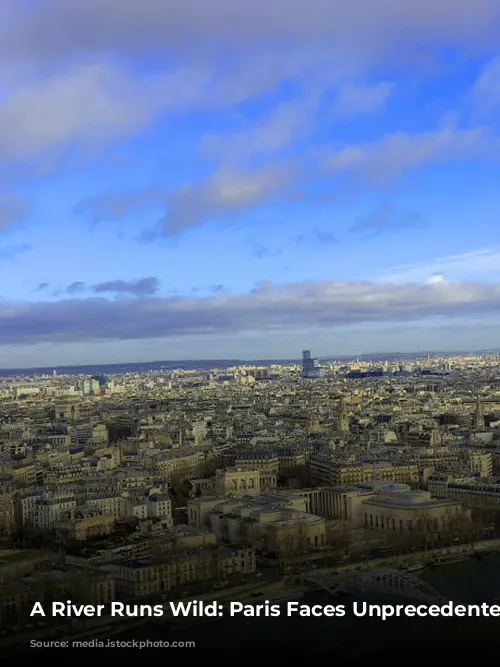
[126,554,500,657]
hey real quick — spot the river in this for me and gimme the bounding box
[122,554,500,657]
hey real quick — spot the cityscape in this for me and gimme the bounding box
[2,0,500,659]
[0,352,500,655]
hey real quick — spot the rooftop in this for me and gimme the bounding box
[363,493,459,509]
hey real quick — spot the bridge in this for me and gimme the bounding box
[302,567,445,603]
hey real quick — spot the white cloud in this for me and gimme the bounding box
[382,249,500,282]
[349,204,421,237]
[0,193,29,230]
[3,0,500,67]
[1,2,498,163]
[0,57,322,160]
[426,274,445,284]
[157,163,297,236]
[2,277,500,344]
[333,81,393,116]
[74,188,168,223]
[199,97,318,161]
[472,57,500,113]
[199,78,389,163]
[321,122,494,183]
[0,62,218,159]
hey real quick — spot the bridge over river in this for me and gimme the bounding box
[302,567,445,604]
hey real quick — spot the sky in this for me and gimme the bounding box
[2,1,500,367]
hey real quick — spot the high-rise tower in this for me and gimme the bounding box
[301,350,323,378]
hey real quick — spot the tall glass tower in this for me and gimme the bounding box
[302,350,323,378]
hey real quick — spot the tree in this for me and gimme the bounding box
[322,521,348,565]
[277,518,311,575]
[443,507,476,548]
[409,510,433,553]
[168,473,193,507]
[277,530,298,575]
[333,520,352,556]
[283,466,310,488]
[202,454,219,478]
[473,496,500,538]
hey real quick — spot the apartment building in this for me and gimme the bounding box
[114,545,255,597]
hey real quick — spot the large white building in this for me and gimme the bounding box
[187,492,326,552]
[301,480,464,533]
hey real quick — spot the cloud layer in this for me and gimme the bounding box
[2,1,500,365]
[3,0,500,65]
[157,164,296,236]
[321,124,494,184]
[2,1,500,166]
[0,194,29,230]
[63,277,160,296]
[2,279,500,344]
[383,249,500,282]
[350,204,421,237]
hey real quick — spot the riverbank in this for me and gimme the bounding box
[322,536,500,574]
[5,536,500,650]
[154,536,500,632]
[161,554,500,657]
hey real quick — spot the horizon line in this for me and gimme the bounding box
[0,349,498,374]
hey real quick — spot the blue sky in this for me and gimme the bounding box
[1,1,500,367]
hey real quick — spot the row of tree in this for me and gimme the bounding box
[273,505,500,575]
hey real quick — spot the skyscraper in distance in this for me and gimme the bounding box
[302,350,324,378]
